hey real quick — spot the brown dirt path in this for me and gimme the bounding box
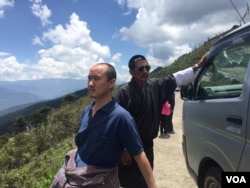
[154,92,198,188]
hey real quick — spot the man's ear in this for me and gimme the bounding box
[109,78,116,88]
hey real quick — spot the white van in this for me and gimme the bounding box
[181,23,250,188]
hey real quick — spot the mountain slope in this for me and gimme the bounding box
[0,25,242,187]
[0,88,89,135]
[0,87,43,112]
[0,78,87,112]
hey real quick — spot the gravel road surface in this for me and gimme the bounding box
[154,92,198,188]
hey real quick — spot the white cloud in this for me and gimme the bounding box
[105,53,132,83]
[41,13,110,56]
[32,35,44,46]
[1,0,250,82]
[0,51,10,56]
[30,0,51,26]
[0,0,14,18]
[118,0,250,66]
[1,12,111,81]
[34,13,110,79]
[111,53,122,62]
[0,56,28,81]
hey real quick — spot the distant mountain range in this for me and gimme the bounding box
[0,78,87,116]
[0,88,89,135]
[0,70,160,135]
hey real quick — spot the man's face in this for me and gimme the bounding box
[87,64,114,99]
[130,59,150,84]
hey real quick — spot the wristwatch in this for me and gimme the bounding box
[192,64,199,72]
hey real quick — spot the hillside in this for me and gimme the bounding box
[0,88,88,135]
[150,35,220,78]
[0,87,43,114]
[0,26,238,187]
[0,25,235,136]
[0,78,87,112]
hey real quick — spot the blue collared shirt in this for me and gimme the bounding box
[75,98,143,167]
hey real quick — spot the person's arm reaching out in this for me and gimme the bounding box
[173,52,208,87]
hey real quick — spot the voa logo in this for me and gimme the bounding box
[226,176,246,184]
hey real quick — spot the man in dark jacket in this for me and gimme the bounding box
[115,53,207,188]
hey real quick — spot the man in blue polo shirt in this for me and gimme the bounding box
[73,63,156,188]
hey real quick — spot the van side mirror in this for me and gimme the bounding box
[180,83,194,100]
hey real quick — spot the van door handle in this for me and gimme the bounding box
[226,115,242,125]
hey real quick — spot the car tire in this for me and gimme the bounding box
[203,166,222,188]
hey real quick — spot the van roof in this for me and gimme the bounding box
[213,23,250,47]
[222,23,250,39]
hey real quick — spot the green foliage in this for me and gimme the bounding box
[63,93,77,104]
[0,95,93,187]
[0,134,9,149]
[150,35,220,78]
[30,105,51,127]
[0,29,235,187]
[0,88,88,135]
[13,115,28,133]
[0,138,75,188]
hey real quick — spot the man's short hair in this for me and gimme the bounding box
[98,63,116,80]
[128,55,147,70]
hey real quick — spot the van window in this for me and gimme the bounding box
[197,36,250,99]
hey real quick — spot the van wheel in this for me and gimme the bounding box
[203,167,222,188]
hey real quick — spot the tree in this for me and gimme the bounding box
[14,115,27,132]
[31,106,51,127]
[63,93,77,104]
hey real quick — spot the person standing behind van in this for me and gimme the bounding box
[159,100,171,138]
[115,53,208,188]
[167,92,175,134]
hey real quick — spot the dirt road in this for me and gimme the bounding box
[154,92,197,188]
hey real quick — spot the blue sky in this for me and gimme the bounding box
[0,0,249,83]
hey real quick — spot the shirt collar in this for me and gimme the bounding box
[90,98,116,115]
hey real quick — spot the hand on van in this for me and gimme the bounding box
[192,52,208,72]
